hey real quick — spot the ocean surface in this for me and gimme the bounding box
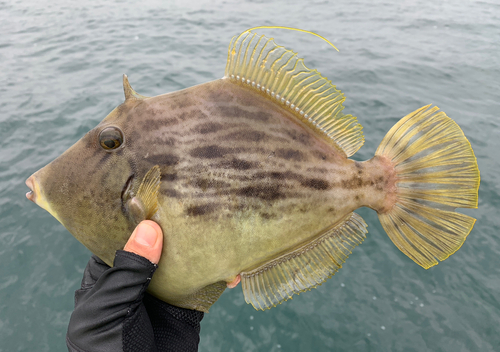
[1,0,499,351]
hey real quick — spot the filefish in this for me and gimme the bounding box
[25,31,480,312]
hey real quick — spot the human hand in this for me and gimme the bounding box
[66,220,204,352]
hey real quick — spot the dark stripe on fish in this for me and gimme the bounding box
[194,178,231,191]
[141,117,179,131]
[282,128,313,146]
[178,110,208,121]
[222,130,269,143]
[161,173,177,181]
[216,106,271,122]
[275,148,306,162]
[216,158,258,170]
[186,203,219,216]
[236,184,285,201]
[145,154,180,166]
[192,122,225,134]
[301,178,330,190]
[190,145,244,159]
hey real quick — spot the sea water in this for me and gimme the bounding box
[1,0,499,351]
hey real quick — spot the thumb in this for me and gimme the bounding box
[123,220,163,264]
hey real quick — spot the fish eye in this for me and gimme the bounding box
[99,126,124,151]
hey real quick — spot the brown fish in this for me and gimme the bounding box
[25,31,480,312]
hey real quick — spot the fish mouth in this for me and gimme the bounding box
[26,175,36,203]
[25,173,62,223]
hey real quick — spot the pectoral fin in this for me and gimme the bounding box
[126,165,161,223]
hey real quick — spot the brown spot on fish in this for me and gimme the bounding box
[341,176,364,189]
[193,122,224,135]
[217,106,271,122]
[163,137,177,146]
[161,173,177,181]
[194,178,230,191]
[96,153,111,167]
[150,135,177,146]
[178,110,205,121]
[190,145,235,159]
[253,171,302,181]
[162,188,179,198]
[217,158,256,171]
[306,167,328,174]
[233,88,265,107]
[283,129,312,146]
[186,203,218,216]
[138,105,164,119]
[275,148,304,162]
[311,150,327,161]
[301,178,330,190]
[355,161,364,175]
[170,96,196,110]
[145,153,180,166]
[207,89,235,103]
[260,212,276,220]
[224,130,268,143]
[236,184,285,201]
[375,176,385,191]
[142,117,179,131]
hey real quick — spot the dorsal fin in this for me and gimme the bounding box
[123,74,149,101]
[225,31,364,157]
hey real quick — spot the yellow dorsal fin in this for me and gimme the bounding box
[242,26,339,52]
[225,31,364,157]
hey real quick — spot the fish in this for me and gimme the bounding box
[25,30,480,312]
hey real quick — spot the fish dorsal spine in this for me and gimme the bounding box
[123,74,150,101]
[224,30,364,157]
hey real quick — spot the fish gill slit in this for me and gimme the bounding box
[120,174,135,210]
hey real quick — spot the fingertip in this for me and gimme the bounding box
[142,220,163,236]
[124,220,163,264]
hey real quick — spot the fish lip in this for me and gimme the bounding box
[25,176,36,203]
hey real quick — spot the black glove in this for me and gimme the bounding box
[67,246,204,351]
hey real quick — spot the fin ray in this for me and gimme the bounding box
[176,281,227,313]
[376,105,479,269]
[225,31,364,157]
[136,165,161,220]
[241,213,368,310]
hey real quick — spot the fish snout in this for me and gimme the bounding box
[25,175,37,203]
[25,172,60,221]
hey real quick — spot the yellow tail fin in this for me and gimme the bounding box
[375,105,480,269]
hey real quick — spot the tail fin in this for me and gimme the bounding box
[375,105,480,269]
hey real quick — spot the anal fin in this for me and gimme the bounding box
[241,212,368,310]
